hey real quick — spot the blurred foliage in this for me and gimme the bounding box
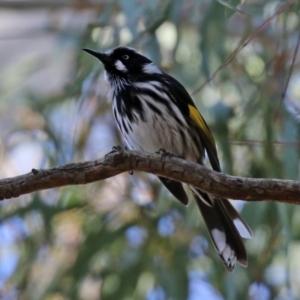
[0,0,300,299]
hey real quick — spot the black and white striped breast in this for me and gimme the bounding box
[110,77,203,162]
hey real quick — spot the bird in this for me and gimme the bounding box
[83,46,252,272]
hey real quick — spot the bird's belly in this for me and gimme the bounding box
[113,100,203,163]
[122,116,184,157]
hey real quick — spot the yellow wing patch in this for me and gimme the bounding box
[188,104,216,149]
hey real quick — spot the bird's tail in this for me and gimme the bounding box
[194,191,252,272]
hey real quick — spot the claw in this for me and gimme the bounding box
[156,148,168,154]
[156,148,174,159]
[112,145,123,152]
[104,145,123,160]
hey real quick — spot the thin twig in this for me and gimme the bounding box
[229,139,300,147]
[192,0,294,96]
[274,28,300,119]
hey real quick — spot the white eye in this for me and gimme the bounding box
[122,54,129,60]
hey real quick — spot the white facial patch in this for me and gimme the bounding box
[115,60,128,72]
[143,63,162,74]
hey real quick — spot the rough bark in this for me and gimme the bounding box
[0,149,299,204]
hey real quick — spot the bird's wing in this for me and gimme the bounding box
[187,104,221,171]
[164,74,221,172]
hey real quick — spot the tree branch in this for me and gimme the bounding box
[0,149,299,204]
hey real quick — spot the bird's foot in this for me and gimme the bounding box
[156,148,175,160]
[106,145,123,155]
[104,145,123,162]
[106,146,133,174]
[111,145,123,152]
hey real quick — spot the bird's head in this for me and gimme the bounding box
[83,47,162,81]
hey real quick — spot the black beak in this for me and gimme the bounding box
[82,48,112,65]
